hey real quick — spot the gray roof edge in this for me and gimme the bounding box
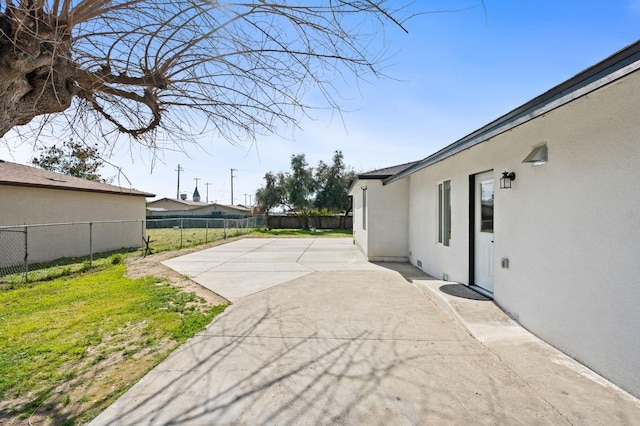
[1,179,155,197]
[385,39,640,185]
[348,161,419,193]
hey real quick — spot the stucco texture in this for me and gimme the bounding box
[403,69,640,397]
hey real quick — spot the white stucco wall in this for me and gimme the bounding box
[0,186,148,264]
[351,178,410,261]
[405,69,640,397]
[147,199,196,211]
[148,203,249,217]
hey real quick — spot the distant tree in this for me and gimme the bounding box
[282,154,317,229]
[32,141,108,182]
[256,151,357,228]
[255,171,285,218]
[314,151,356,215]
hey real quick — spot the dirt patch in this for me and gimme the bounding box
[125,234,259,305]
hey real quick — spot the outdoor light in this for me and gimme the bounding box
[500,171,516,189]
[523,143,548,165]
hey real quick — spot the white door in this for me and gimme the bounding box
[474,171,494,293]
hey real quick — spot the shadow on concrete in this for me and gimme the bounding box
[371,261,435,282]
[91,284,468,425]
[438,284,490,301]
[90,267,640,425]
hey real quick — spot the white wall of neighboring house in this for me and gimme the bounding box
[148,203,250,217]
[403,68,640,397]
[0,185,147,264]
[147,198,203,211]
[351,178,410,261]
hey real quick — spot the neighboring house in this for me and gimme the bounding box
[0,160,154,264]
[350,40,640,398]
[147,200,251,218]
[146,197,208,211]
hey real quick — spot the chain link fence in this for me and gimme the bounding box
[1,217,265,284]
[145,216,265,251]
[0,220,145,284]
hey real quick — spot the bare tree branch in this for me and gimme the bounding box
[0,0,419,151]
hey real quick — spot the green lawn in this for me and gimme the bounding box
[145,227,252,252]
[0,261,227,424]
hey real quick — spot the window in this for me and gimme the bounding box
[480,180,494,233]
[438,180,451,246]
[362,187,367,230]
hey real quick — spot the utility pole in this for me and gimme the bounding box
[175,164,183,199]
[194,177,201,188]
[205,182,212,203]
[230,168,237,205]
[244,193,252,206]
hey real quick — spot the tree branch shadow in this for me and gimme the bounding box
[91,294,448,425]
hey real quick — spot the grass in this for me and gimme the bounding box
[0,263,227,424]
[0,251,135,286]
[145,227,251,252]
[0,229,349,422]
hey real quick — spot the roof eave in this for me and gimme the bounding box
[385,39,640,185]
[0,181,155,197]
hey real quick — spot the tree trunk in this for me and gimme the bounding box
[0,10,74,137]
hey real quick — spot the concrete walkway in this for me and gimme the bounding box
[160,237,381,301]
[91,238,640,425]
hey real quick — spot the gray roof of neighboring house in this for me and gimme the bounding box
[0,159,154,197]
[147,198,207,207]
[146,201,250,213]
[190,203,250,213]
[385,39,640,185]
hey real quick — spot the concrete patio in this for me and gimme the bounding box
[90,238,640,425]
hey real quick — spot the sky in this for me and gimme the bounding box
[1,1,639,205]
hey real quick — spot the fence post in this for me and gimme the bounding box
[23,226,28,282]
[205,219,209,243]
[223,219,227,239]
[89,222,93,267]
[180,218,184,249]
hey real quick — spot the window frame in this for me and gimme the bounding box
[362,187,367,231]
[437,180,451,247]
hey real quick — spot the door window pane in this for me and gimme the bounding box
[480,181,493,233]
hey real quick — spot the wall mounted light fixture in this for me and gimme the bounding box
[523,143,548,165]
[500,171,516,189]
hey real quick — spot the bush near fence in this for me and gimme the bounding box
[266,215,352,230]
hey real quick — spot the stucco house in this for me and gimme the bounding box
[0,160,154,264]
[147,199,251,218]
[349,40,640,397]
[146,197,208,212]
